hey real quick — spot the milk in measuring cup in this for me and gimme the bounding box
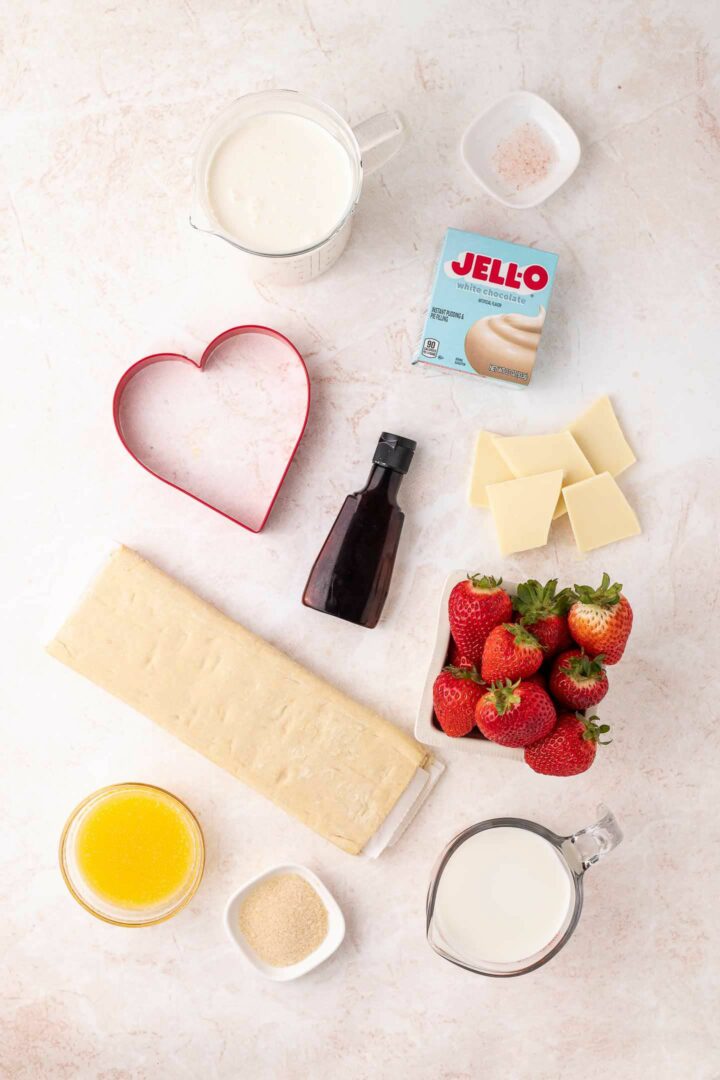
[207,112,354,255]
[433,826,573,964]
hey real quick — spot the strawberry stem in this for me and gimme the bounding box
[578,714,612,744]
[563,652,606,680]
[514,578,573,619]
[503,622,541,649]
[572,572,623,608]
[442,664,484,684]
[488,678,521,715]
[467,573,503,590]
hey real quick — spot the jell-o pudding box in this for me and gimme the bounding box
[416,228,558,387]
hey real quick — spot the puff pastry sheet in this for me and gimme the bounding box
[47,547,429,854]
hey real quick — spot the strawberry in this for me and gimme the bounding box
[568,574,633,664]
[481,623,543,683]
[513,578,574,657]
[549,649,609,709]
[476,679,557,747]
[433,665,486,737]
[447,637,471,667]
[524,713,611,776]
[524,670,547,690]
[448,574,513,668]
[555,615,574,653]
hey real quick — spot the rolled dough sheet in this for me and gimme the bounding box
[46,547,431,855]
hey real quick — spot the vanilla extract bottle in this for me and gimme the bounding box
[302,433,416,628]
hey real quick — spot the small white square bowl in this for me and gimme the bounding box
[461,91,581,209]
[224,864,345,981]
[415,570,523,761]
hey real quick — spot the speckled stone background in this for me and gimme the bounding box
[1,1,719,1077]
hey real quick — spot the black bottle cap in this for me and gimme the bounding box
[373,432,417,474]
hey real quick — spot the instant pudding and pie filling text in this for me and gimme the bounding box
[417,228,558,387]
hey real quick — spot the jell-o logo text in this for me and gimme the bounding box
[446,250,550,292]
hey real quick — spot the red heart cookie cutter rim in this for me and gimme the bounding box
[112,325,311,534]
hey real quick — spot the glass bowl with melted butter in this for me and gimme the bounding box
[59,783,205,927]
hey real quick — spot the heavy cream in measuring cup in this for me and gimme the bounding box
[432,826,573,964]
[207,112,355,255]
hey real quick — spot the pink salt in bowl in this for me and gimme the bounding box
[461,91,581,209]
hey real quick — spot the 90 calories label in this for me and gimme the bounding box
[414,228,558,387]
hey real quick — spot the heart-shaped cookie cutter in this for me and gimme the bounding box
[113,325,311,533]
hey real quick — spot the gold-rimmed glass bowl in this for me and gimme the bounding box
[59,783,205,927]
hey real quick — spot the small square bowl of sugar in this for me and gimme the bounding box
[224,864,345,981]
[462,91,581,209]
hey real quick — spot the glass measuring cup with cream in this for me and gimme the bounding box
[191,90,405,284]
[426,806,622,976]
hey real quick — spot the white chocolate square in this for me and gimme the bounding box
[486,470,563,555]
[563,472,641,552]
[568,396,636,477]
[467,430,515,508]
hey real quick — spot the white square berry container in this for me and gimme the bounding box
[415,570,523,760]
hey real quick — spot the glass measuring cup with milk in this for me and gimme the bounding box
[427,805,622,976]
[191,90,405,284]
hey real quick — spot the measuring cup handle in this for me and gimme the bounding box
[564,804,623,872]
[352,111,406,176]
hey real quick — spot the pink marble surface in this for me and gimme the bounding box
[1,1,719,1077]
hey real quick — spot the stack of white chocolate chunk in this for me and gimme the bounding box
[468,396,640,555]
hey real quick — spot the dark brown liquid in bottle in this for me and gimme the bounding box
[302,434,415,628]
